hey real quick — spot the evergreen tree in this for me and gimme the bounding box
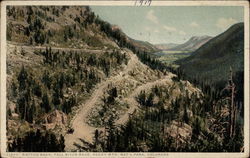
[27,15,32,24]
[8,130,65,152]
[41,93,51,113]
[183,104,189,124]
[17,66,28,91]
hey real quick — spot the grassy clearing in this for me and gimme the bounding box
[155,50,191,64]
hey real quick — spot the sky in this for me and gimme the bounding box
[91,6,244,44]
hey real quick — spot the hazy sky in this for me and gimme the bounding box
[91,6,244,44]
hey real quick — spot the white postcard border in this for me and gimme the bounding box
[0,1,249,158]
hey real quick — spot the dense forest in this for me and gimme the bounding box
[8,130,65,152]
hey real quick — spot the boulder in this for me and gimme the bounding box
[42,110,67,130]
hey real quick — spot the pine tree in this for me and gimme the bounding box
[106,114,116,151]
[42,71,51,89]
[27,15,32,24]
[146,93,154,107]
[41,93,51,113]
[17,66,28,91]
[222,67,237,138]
[29,37,33,45]
[183,104,189,124]
[27,6,34,15]
[58,134,65,151]
[64,32,68,42]
[52,84,61,109]
[33,82,42,97]
[137,91,146,106]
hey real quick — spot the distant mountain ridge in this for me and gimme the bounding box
[155,35,212,52]
[154,43,179,50]
[128,38,160,53]
[176,22,244,85]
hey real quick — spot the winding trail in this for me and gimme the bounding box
[9,42,176,151]
[64,49,138,151]
[115,74,174,125]
[7,42,106,54]
[8,42,179,151]
[64,48,175,151]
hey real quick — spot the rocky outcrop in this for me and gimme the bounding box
[165,120,192,143]
[41,110,67,130]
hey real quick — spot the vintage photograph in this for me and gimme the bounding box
[1,1,249,157]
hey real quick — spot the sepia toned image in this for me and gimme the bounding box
[0,1,249,157]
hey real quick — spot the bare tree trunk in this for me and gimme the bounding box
[175,119,180,149]
[226,67,236,138]
[232,102,237,137]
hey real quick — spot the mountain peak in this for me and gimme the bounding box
[189,35,212,41]
[177,22,244,84]
[158,35,213,52]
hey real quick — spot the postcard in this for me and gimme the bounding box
[0,1,249,158]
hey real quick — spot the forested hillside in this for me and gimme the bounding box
[174,22,244,152]
[7,6,158,52]
[176,23,243,86]
[6,6,244,152]
[176,23,244,104]
[6,6,171,152]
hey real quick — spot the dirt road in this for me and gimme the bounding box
[63,48,174,151]
[64,49,139,151]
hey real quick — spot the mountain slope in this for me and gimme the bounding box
[6,6,243,153]
[129,38,160,53]
[155,43,179,50]
[7,6,157,53]
[176,22,244,85]
[163,35,212,52]
[64,49,182,151]
[7,6,203,152]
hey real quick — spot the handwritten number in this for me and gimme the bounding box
[134,0,152,6]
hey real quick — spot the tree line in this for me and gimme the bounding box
[8,129,65,152]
